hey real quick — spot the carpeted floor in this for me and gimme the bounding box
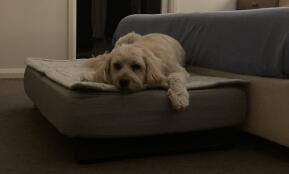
[0,79,289,174]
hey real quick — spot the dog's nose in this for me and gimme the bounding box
[119,79,129,88]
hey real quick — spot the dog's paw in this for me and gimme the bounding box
[168,88,189,110]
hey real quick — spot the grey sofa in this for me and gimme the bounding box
[24,7,289,162]
[113,7,289,148]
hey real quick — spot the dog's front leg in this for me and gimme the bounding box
[167,72,189,110]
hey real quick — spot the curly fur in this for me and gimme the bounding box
[82,32,190,110]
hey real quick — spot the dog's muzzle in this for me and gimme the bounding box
[119,79,129,88]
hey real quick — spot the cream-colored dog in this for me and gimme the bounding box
[82,32,190,110]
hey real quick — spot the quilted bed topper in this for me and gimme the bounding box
[25,57,246,91]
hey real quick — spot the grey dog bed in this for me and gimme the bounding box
[24,67,246,138]
[24,66,246,162]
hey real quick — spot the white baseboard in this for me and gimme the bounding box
[0,68,25,79]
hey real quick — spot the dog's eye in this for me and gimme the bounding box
[113,63,122,70]
[131,64,141,71]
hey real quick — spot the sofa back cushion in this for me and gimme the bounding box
[113,7,289,78]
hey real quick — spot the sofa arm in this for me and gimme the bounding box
[114,8,289,78]
[190,66,289,148]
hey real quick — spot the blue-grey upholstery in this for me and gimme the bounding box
[114,8,289,78]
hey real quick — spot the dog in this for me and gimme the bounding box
[82,32,190,110]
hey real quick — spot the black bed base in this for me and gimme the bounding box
[73,128,239,163]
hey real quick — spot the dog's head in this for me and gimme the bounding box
[94,44,166,91]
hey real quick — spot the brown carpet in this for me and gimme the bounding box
[0,79,289,174]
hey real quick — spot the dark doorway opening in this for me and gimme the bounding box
[77,0,161,58]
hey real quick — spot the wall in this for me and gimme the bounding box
[0,0,68,78]
[170,0,237,12]
[279,0,289,6]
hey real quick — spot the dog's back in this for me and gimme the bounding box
[116,32,185,66]
[140,33,185,65]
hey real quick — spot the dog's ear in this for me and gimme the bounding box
[142,49,167,85]
[91,53,111,83]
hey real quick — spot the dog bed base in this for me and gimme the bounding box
[74,128,237,163]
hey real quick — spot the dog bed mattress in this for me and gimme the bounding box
[24,67,247,138]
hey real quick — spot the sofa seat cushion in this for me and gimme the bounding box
[24,67,246,138]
